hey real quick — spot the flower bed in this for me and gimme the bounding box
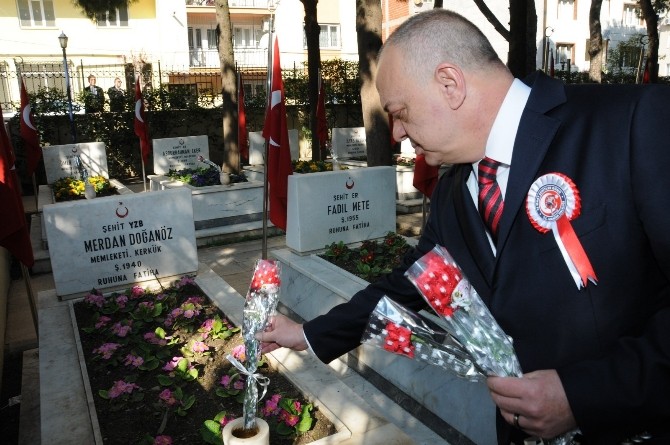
[320,232,410,282]
[52,175,117,202]
[73,276,335,445]
[167,166,248,187]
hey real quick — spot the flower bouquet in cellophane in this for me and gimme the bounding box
[226,259,281,433]
[403,244,522,378]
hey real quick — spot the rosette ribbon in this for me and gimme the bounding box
[526,173,597,289]
[225,353,271,401]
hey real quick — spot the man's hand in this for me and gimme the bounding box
[255,313,308,354]
[487,369,577,439]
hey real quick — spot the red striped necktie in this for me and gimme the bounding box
[478,157,504,241]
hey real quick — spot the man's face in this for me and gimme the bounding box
[114,79,121,88]
[89,76,97,85]
[376,46,463,166]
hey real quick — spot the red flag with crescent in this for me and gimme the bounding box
[262,37,293,231]
[238,72,249,161]
[134,80,151,163]
[413,154,439,198]
[20,80,42,177]
[0,102,34,267]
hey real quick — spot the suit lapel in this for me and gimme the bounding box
[496,74,565,255]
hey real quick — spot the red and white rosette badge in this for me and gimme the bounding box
[526,173,597,289]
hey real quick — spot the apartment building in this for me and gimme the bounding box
[2,0,668,115]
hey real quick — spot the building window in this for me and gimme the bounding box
[623,3,644,27]
[17,0,56,27]
[557,0,577,21]
[207,28,218,50]
[304,24,340,49]
[96,6,129,27]
[556,43,575,68]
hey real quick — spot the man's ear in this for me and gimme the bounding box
[435,63,466,110]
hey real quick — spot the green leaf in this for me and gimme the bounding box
[156,374,173,386]
[98,389,109,399]
[200,420,222,444]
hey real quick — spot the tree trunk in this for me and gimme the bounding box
[301,0,323,161]
[215,0,239,173]
[639,0,659,83]
[588,0,604,83]
[356,0,391,167]
[507,0,537,77]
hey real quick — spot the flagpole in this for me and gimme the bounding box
[262,1,278,260]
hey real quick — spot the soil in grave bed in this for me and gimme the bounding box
[72,278,336,445]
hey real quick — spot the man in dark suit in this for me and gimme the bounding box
[84,74,105,113]
[107,77,126,112]
[258,9,670,444]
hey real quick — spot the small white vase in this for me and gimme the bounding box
[220,172,231,185]
[222,417,269,445]
[84,181,96,199]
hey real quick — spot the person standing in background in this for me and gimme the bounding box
[107,77,126,112]
[84,74,105,113]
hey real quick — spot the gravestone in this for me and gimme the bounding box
[153,135,209,174]
[400,139,416,157]
[43,187,198,298]
[285,166,396,252]
[42,142,109,184]
[331,127,366,159]
[248,130,299,165]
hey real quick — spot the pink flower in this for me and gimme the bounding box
[84,292,105,308]
[176,275,195,288]
[219,415,234,427]
[92,343,121,360]
[112,322,132,338]
[200,318,215,332]
[183,309,196,319]
[138,301,154,311]
[231,344,246,362]
[95,316,111,329]
[124,354,144,368]
[261,394,282,416]
[163,356,183,372]
[155,293,167,301]
[280,410,299,427]
[192,341,209,354]
[115,294,128,308]
[108,380,140,399]
[143,332,167,346]
[159,389,177,406]
[219,375,232,388]
[153,435,173,445]
[233,379,244,390]
[130,285,144,298]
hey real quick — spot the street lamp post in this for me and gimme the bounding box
[59,31,77,143]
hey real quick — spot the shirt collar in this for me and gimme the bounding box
[482,78,531,166]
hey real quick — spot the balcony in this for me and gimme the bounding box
[186,0,271,8]
[189,48,269,68]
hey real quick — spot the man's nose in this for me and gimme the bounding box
[392,121,408,142]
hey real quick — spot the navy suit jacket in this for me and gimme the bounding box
[303,72,670,443]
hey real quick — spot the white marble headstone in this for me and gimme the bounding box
[331,127,366,159]
[286,166,396,252]
[43,187,198,297]
[152,135,209,174]
[42,142,108,184]
[248,130,299,165]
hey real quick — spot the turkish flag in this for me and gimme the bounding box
[238,72,249,162]
[134,80,151,164]
[1,102,34,268]
[262,37,293,231]
[412,154,439,198]
[20,80,42,177]
[316,76,327,149]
